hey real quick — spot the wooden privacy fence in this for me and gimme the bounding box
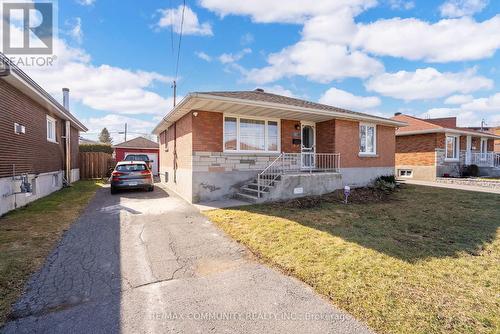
[79,152,116,179]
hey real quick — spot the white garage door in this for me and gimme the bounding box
[125,152,158,175]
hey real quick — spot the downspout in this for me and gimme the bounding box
[174,122,177,183]
[63,88,71,183]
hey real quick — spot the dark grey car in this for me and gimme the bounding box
[110,161,154,194]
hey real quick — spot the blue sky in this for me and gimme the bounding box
[5,0,500,142]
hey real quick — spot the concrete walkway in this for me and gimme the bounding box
[3,184,372,334]
[400,179,500,194]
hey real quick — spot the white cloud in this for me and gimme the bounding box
[157,5,213,36]
[388,0,415,10]
[460,92,500,112]
[245,41,383,84]
[195,51,212,62]
[218,48,251,64]
[200,0,377,23]
[77,0,96,5]
[301,8,358,44]
[67,17,83,44]
[444,94,474,104]
[422,92,500,126]
[353,15,500,62]
[365,68,493,100]
[259,85,296,97]
[240,33,254,45]
[82,114,158,143]
[9,31,175,115]
[439,0,489,18]
[319,87,381,110]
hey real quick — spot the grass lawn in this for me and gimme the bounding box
[206,185,500,334]
[0,181,102,326]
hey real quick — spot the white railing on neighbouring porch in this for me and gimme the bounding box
[257,153,341,198]
[468,152,500,168]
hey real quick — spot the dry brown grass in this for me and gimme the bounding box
[0,181,102,325]
[206,185,500,334]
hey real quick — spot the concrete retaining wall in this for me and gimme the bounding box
[266,172,343,202]
[0,171,64,216]
[71,168,80,183]
[340,167,395,187]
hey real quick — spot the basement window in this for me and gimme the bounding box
[398,169,413,178]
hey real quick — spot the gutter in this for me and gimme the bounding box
[0,53,87,132]
[396,128,500,139]
[152,93,407,134]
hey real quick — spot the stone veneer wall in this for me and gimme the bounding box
[191,152,280,203]
[192,152,280,172]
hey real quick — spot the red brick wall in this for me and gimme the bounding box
[316,119,335,153]
[0,79,67,177]
[281,119,301,153]
[192,111,223,152]
[159,112,192,170]
[488,139,494,151]
[335,120,395,168]
[395,133,438,166]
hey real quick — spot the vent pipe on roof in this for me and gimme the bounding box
[254,88,264,92]
[62,88,70,110]
[394,112,402,116]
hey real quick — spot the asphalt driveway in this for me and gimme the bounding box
[2,185,372,334]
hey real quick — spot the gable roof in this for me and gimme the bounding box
[153,89,406,134]
[0,52,87,131]
[392,114,500,139]
[113,136,159,149]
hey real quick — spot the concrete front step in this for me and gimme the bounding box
[235,192,261,203]
[241,186,269,194]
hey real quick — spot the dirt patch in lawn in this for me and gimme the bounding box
[0,181,102,326]
[274,186,397,209]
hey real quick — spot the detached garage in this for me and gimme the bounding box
[113,137,160,175]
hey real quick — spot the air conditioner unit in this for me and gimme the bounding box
[14,123,26,134]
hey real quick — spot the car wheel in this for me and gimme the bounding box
[111,187,118,195]
[148,186,154,192]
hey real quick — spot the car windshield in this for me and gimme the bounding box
[116,164,147,172]
[125,155,149,161]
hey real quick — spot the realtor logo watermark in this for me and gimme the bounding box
[1,1,57,67]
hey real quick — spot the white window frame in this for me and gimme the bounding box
[444,134,459,161]
[359,123,377,156]
[398,169,413,178]
[46,115,57,143]
[223,115,281,154]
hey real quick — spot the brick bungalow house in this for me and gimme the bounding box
[392,113,500,180]
[0,54,87,216]
[113,136,160,175]
[153,89,406,203]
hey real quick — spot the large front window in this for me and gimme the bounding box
[359,123,376,155]
[445,135,459,160]
[224,116,280,152]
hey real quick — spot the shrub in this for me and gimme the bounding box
[79,144,113,154]
[461,164,479,177]
[374,175,397,192]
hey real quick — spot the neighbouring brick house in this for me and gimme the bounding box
[113,137,160,175]
[153,89,406,203]
[0,53,87,216]
[392,114,500,181]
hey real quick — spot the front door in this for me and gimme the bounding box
[301,122,315,169]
